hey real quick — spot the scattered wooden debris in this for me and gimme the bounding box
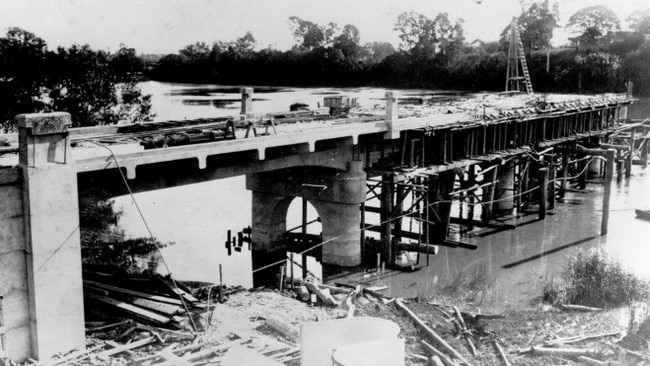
[559,304,603,312]
[345,285,362,318]
[420,340,462,366]
[529,345,598,358]
[264,316,300,342]
[452,305,477,356]
[492,339,511,366]
[396,299,471,366]
[543,331,621,347]
[304,281,339,306]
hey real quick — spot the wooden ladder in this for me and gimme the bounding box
[515,26,534,94]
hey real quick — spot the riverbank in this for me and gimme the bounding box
[31,282,648,366]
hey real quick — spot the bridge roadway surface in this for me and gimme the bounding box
[0,93,632,180]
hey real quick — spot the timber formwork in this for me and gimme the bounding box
[357,99,636,269]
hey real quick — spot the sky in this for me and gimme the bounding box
[1,0,649,55]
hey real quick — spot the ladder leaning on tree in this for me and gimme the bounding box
[505,17,534,94]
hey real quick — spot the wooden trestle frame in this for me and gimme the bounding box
[356,102,640,270]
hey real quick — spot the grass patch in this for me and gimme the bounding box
[415,265,494,306]
[543,249,649,308]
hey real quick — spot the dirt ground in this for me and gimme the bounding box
[56,287,650,366]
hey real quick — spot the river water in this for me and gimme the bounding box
[115,81,650,305]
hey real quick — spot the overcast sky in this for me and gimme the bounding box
[1,0,648,54]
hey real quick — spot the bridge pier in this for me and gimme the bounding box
[496,159,516,213]
[246,162,366,284]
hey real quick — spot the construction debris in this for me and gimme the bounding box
[7,275,650,366]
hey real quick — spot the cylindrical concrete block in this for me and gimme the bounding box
[318,201,362,266]
[496,160,515,212]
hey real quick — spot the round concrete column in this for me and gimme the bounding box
[496,159,516,212]
[315,201,361,267]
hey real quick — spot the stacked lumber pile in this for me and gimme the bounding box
[82,270,211,330]
[81,268,244,331]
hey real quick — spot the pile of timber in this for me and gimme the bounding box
[82,270,229,331]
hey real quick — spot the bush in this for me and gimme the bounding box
[543,249,649,308]
[79,199,171,273]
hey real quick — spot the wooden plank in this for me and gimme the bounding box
[126,297,183,316]
[37,344,105,366]
[86,320,129,333]
[155,338,250,366]
[159,350,193,366]
[83,280,184,306]
[92,336,156,359]
[154,275,198,303]
[264,316,299,342]
[86,293,171,325]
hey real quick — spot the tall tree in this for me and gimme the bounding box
[333,24,361,60]
[433,13,465,57]
[520,0,559,51]
[179,42,211,60]
[288,16,338,49]
[232,31,257,54]
[394,11,438,56]
[109,46,144,81]
[566,5,620,48]
[394,11,464,57]
[499,1,560,54]
[627,8,650,37]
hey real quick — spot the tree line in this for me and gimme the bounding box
[148,2,650,96]
[2,2,650,131]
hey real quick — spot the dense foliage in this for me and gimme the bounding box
[144,3,650,96]
[0,28,154,131]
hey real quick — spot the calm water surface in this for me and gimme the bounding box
[116,82,650,302]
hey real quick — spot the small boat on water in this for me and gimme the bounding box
[635,209,650,221]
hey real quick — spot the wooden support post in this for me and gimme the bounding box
[467,165,475,228]
[360,201,366,262]
[278,265,285,291]
[578,158,587,189]
[641,132,649,167]
[616,149,623,184]
[559,153,569,198]
[301,198,308,279]
[381,174,395,266]
[394,182,404,244]
[626,128,634,178]
[548,160,556,210]
[602,149,615,235]
[539,167,548,220]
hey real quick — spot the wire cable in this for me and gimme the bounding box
[82,140,199,332]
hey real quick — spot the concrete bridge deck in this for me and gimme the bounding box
[0,92,633,180]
